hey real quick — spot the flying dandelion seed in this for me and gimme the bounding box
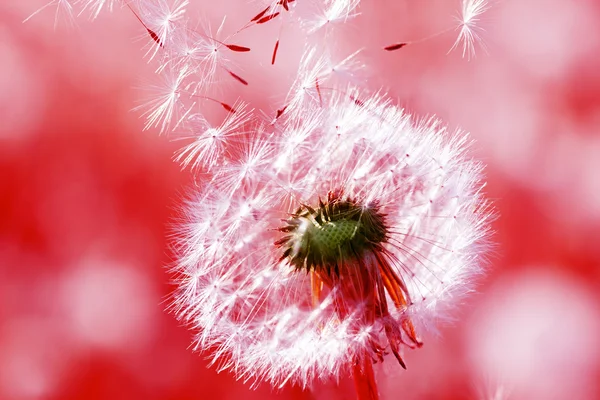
[450,0,490,59]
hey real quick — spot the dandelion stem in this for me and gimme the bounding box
[352,356,379,400]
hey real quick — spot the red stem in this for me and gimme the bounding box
[352,356,379,400]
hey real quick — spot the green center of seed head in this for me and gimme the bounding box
[310,219,360,254]
[276,193,388,276]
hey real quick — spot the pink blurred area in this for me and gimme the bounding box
[1,1,600,399]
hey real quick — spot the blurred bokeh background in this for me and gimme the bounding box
[1,1,599,399]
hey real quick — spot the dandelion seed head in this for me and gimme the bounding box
[172,87,492,387]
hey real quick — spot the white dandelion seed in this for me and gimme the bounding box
[174,103,253,171]
[303,0,362,34]
[76,0,120,20]
[23,0,76,28]
[134,63,197,133]
[25,1,495,398]
[449,0,490,59]
[137,0,189,55]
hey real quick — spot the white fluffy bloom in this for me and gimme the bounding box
[171,87,492,388]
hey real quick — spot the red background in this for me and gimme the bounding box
[2,1,600,399]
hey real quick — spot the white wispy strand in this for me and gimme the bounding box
[303,0,362,34]
[76,0,120,19]
[24,0,76,27]
[134,63,193,133]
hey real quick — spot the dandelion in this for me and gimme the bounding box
[172,88,492,399]
[384,0,490,59]
[449,0,490,59]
